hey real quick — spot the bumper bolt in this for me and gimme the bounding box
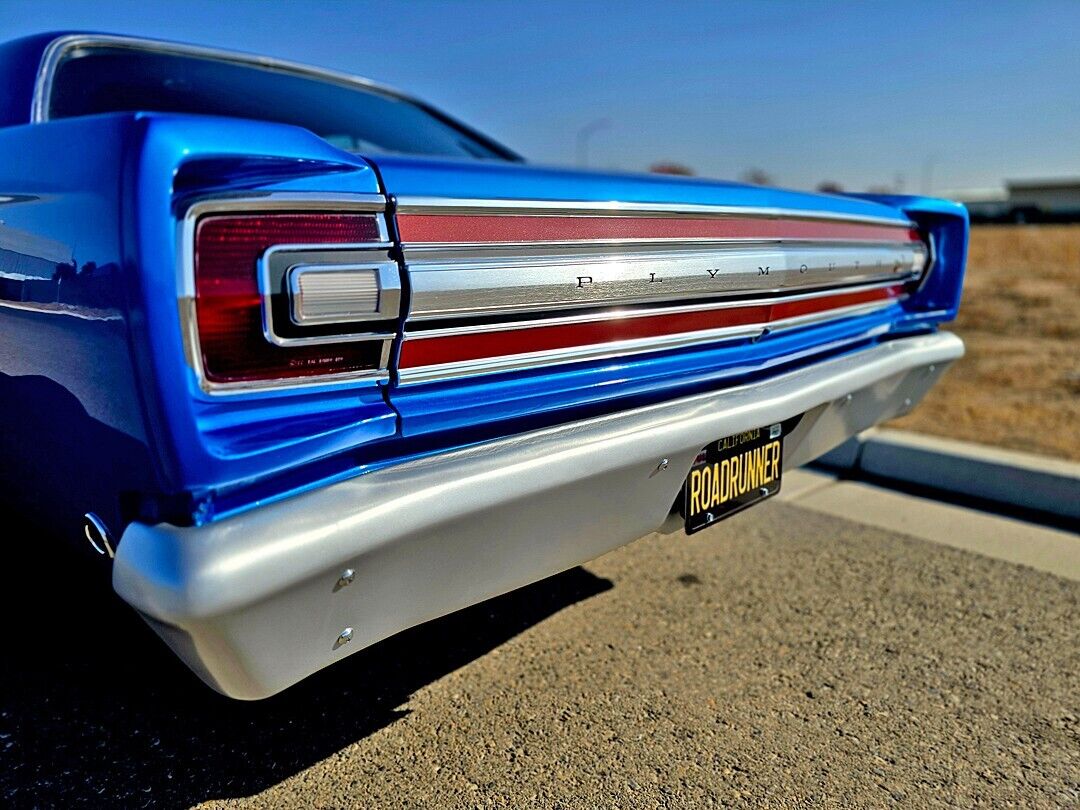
[335,627,354,648]
[337,568,356,588]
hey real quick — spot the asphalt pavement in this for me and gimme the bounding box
[2,481,1077,808]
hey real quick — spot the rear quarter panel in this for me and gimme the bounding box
[126,114,398,512]
[0,115,153,536]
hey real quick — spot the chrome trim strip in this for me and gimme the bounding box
[182,192,388,215]
[406,241,924,321]
[403,237,916,255]
[397,297,903,385]
[394,196,917,228]
[176,193,393,395]
[405,280,905,337]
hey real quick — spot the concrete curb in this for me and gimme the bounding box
[815,429,1080,524]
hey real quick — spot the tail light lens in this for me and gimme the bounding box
[193,213,391,388]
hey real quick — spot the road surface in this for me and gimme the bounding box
[2,476,1076,808]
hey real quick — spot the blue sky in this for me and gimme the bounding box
[2,0,1077,193]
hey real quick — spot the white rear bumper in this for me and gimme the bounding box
[114,331,963,699]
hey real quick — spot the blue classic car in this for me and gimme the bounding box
[0,33,966,698]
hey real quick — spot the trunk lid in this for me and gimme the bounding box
[366,155,929,438]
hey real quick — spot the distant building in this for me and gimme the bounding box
[945,178,1080,223]
[1005,178,1080,219]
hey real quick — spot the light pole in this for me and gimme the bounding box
[921,156,937,195]
[575,118,611,167]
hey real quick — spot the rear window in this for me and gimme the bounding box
[46,45,513,161]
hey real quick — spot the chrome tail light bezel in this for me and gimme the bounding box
[178,193,400,395]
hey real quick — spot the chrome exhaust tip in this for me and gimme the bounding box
[83,513,114,559]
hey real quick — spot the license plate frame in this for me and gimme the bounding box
[683,422,784,534]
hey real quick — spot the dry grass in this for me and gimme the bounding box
[888,225,1080,460]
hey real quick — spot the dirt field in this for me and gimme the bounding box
[888,224,1080,461]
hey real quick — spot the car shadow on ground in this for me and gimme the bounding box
[0,533,612,807]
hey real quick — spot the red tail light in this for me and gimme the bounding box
[193,213,388,387]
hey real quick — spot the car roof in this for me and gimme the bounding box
[0,31,521,159]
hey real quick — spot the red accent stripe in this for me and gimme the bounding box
[399,286,904,370]
[397,214,918,244]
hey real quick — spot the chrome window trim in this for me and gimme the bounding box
[397,299,900,385]
[404,279,907,338]
[36,34,422,124]
[394,196,917,228]
[176,193,394,395]
[32,34,521,160]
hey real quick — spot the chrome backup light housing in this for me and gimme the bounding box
[258,244,401,344]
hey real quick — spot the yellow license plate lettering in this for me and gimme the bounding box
[689,468,702,514]
[685,426,785,533]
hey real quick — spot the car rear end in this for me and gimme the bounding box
[28,35,968,698]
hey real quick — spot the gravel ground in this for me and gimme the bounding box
[3,501,1077,808]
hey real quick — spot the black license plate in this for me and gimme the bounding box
[683,423,784,534]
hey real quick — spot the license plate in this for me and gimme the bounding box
[683,423,784,533]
